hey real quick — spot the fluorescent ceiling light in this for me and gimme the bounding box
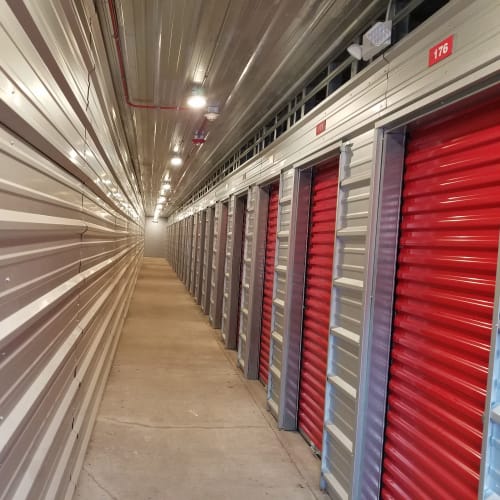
[158,196,166,203]
[187,88,207,109]
[171,156,183,167]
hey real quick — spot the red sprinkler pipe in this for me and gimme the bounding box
[107,0,191,111]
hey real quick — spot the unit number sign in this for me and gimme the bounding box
[428,35,454,66]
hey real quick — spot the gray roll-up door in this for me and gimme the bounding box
[195,210,206,305]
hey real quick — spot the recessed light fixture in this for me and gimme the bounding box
[158,196,166,203]
[171,155,183,167]
[163,182,171,191]
[205,105,220,121]
[187,87,207,109]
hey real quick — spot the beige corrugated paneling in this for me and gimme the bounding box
[237,186,257,369]
[0,1,143,499]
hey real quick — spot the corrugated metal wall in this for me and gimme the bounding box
[0,0,143,499]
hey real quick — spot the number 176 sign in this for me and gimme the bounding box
[428,35,454,66]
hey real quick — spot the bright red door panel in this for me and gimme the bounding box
[298,161,338,452]
[381,96,500,498]
[259,183,279,384]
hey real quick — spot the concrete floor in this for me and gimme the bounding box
[74,257,329,500]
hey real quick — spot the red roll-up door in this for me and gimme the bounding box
[381,95,500,498]
[259,183,279,384]
[298,161,338,452]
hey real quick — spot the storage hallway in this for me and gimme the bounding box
[1,1,500,500]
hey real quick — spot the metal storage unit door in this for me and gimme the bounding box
[381,96,500,497]
[298,162,338,452]
[259,183,279,385]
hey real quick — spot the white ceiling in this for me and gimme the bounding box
[97,0,385,216]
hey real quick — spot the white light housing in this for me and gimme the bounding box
[205,105,220,121]
[347,43,363,60]
[158,196,166,203]
[187,88,207,109]
[171,155,183,167]
[163,182,171,191]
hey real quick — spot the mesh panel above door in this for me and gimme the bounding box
[381,96,500,498]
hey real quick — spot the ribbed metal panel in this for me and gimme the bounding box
[209,202,228,329]
[259,183,279,385]
[0,1,143,499]
[298,162,338,452]
[381,96,500,498]
[237,187,257,369]
[268,168,294,417]
[221,196,235,343]
[201,207,215,314]
[321,133,374,500]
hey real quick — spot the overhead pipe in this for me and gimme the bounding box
[107,0,190,111]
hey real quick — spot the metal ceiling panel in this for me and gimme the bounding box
[96,0,386,215]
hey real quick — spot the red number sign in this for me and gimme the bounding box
[428,35,454,67]
[316,120,326,135]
